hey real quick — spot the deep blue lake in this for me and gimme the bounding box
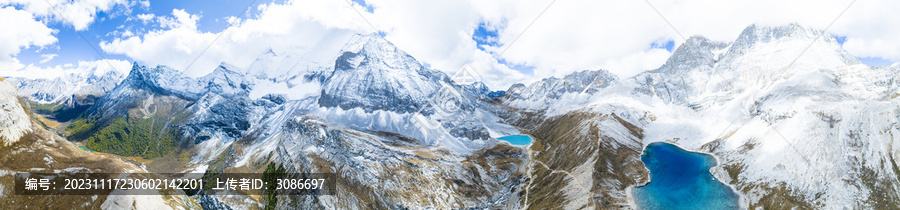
[633,142,739,210]
[497,135,533,145]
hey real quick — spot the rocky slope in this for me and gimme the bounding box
[7,23,899,209]
[500,23,900,208]
[51,31,528,209]
[0,78,196,209]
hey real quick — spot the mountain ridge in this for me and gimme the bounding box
[5,23,900,209]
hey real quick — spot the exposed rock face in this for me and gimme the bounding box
[501,24,900,208]
[8,23,900,209]
[318,34,452,114]
[0,80,31,145]
[0,79,196,209]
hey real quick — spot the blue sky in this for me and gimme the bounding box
[834,35,895,66]
[11,0,895,71]
[14,0,279,68]
[2,0,899,89]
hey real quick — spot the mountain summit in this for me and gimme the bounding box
[501,23,900,208]
[5,23,899,209]
[632,23,863,105]
[319,34,452,113]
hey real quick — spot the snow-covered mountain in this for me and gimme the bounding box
[61,31,525,208]
[319,34,448,113]
[501,23,900,208]
[9,66,126,107]
[0,78,197,209]
[502,69,619,111]
[8,23,900,209]
[632,23,860,107]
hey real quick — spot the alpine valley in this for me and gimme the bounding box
[1,24,899,209]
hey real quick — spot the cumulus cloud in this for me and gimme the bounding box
[96,0,900,90]
[355,0,680,87]
[100,0,373,77]
[138,0,149,10]
[830,0,900,62]
[39,54,58,64]
[0,1,127,78]
[133,13,155,24]
[100,9,216,77]
[361,0,528,88]
[0,0,129,31]
[0,6,57,69]
[363,0,900,86]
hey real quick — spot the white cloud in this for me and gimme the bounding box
[138,0,149,10]
[39,54,57,64]
[0,1,131,79]
[0,0,129,31]
[828,0,900,62]
[342,0,531,88]
[134,13,155,24]
[599,49,672,78]
[101,9,217,77]
[363,0,900,87]
[353,0,677,87]
[0,7,57,67]
[97,0,900,90]
[100,1,373,77]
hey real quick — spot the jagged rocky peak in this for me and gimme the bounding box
[511,70,617,100]
[462,81,489,97]
[124,62,178,86]
[462,81,505,98]
[121,63,201,100]
[203,63,245,81]
[722,23,859,65]
[319,33,455,113]
[505,83,526,95]
[334,33,427,72]
[561,69,619,89]
[657,36,729,73]
[200,63,252,96]
[120,62,253,100]
[732,23,824,48]
[499,69,619,110]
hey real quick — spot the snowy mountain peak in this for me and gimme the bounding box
[658,36,729,73]
[502,69,618,110]
[319,34,451,113]
[126,62,177,83]
[337,33,425,72]
[722,23,859,66]
[200,63,251,96]
[213,62,241,74]
[633,24,861,105]
[734,23,822,46]
[119,63,208,100]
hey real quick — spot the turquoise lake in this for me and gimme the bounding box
[497,135,533,145]
[633,142,740,210]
